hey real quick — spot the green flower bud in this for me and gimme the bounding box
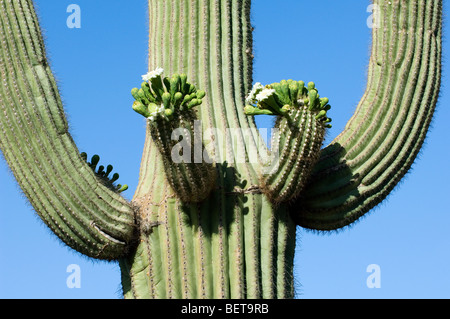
[187,99,202,109]
[90,155,100,170]
[315,109,327,120]
[111,173,119,183]
[244,105,274,115]
[105,165,113,178]
[138,89,150,105]
[165,108,174,119]
[141,82,157,103]
[279,80,290,103]
[180,74,189,94]
[117,184,129,193]
[281,104,292,113]
[181,93,196,110]
[131,87,141,101]
[298,81,306,96]
[271,82,290,105]
[97,165,105,176]
[320,97,329,108]
[173,92,183,107]
[170,74,181,100]
[132,101,151,118]
[149,74,165,99]
[289,81,299,102]
[162,92,171,109]
[148,103,159,114]
[188,84,196,94]
[196,90,206,100]
[162,77,170,91]
[308,89,318,111]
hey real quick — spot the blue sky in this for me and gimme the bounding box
[0,0,449,299]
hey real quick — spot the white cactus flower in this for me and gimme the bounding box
[246,82,264,104]
[142,67,164,82]
[255,88,275,102]
[148,110,159,121]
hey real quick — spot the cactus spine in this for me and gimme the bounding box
[0,0,442,299]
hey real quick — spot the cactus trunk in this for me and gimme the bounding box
[119,0,296,299]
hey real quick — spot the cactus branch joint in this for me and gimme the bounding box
[0,0,442,299]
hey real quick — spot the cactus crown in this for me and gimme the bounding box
[244,80,332,128]
[131,68,206,122]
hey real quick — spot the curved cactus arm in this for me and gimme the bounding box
[291,0,442,230]
[245,81,332,204]
[0,0,136,259]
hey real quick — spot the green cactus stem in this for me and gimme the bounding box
[0,0,136,260]
[131,69,216,203]
[291,0,443,231]
[245,80,331,203]
[0,0,442,299]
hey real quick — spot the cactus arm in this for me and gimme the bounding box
[0,0,136,259]
[130,71,217,203]
[245,81,332,204]
[291,0,442,230]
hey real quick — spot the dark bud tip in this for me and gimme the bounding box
[91,155,100,167]
[105,165,113,177]
[111,173,119,183]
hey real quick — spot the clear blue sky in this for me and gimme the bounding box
[0,0,449,299]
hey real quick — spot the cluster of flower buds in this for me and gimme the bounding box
[81,152,128,193]
[244,80,332,128]
[131,67,206,123]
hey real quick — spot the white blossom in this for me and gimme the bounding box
[147,106,166,121]
[255,88,275,102]
[142,67,164,82]
[246,82,264,104]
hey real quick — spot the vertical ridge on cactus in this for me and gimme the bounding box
[0,0,442,299]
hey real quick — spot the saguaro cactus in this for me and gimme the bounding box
[0,0,442,299]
